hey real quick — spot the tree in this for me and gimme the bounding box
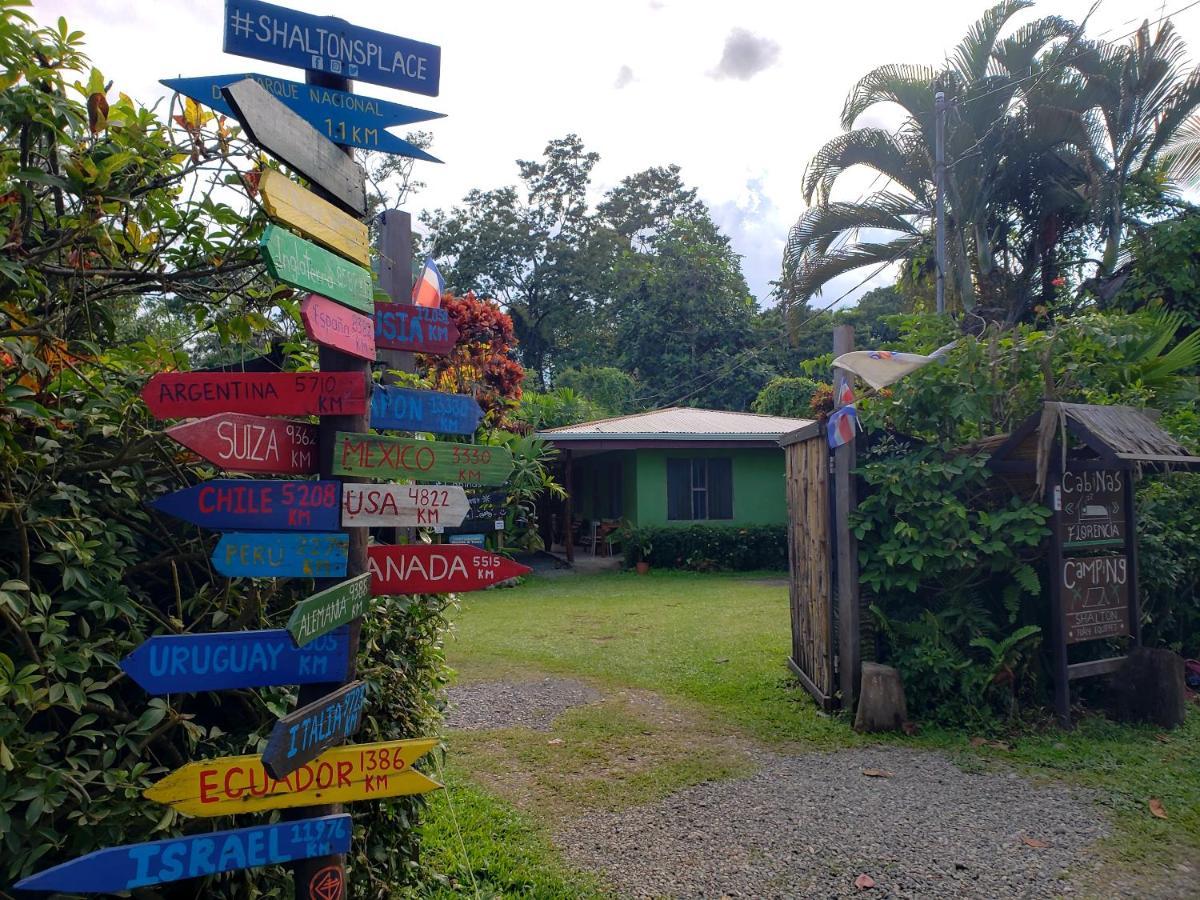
[752,376,823,417]
[555,365,639,414]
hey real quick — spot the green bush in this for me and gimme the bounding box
[620,525,788,571]
[1136,473,1200,656]
[751,376,823,418]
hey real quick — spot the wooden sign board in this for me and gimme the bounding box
[333,432,514,485]
[121,627,351,695]
[368,545,531,595]
[341,484,469,528]
[214,532,349,579]
[145,739,440,817]
[15,814,351,893]
[287,573,371,647]
[370,385,483,435]
[260,170,369,266]
[143,372,367,419]
[301,293,375,361]
[1057,468,1125,550]
[261,224,373,314]
[263,680,367,780]
[166,414,319,475]
[375,302,459,354]
[1062,555,1132,644]
[152,479,341,532]
[223,0,441,96]
[438,489,507,535]
[221,78,366,215]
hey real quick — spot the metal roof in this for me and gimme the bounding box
[537,407,815,442]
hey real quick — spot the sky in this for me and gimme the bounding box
[31,0,1200,308]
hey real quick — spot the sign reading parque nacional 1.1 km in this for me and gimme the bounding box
[143,372,367,419]
[166,414,319,475]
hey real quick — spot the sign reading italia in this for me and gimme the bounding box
[144,739,440,817]
[223,0,441,96]
[166,414,319,475]
[368,545,531,595]
[120,628,351,695]
[143,372,367,419]
[374,302,458,354]
[151,479,341,531]
[287,573,371,646]
[301,293,375,360]
[15,815,351,893]
[341,484,469,528]
[370,385,482,435]
[214,531,349,578]
[261,224,373,314]
[332,432,513,484]
[263,680,367,780]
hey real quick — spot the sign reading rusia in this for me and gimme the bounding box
[1062,555,1131,644]
[374,302,458,353]
[15,815,351,893]
[166,414,319,475]
[261,225,373,314]
[145,739,439,817]
[263,680,367,780]
[368,545,531,595]
[301,293,375,360]
[332,432,514,484]
[1057,468,1125,550]
[287,573,371,647]
[152,479,341,531]
[223,0,442,96]
[143,372,367,419]
[371,385,483,435]
[260,170,370,265]
[121,628,351,695]
[341,484,469,528]
[214,532,349,578]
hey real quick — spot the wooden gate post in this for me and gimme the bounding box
[832,325,861,712]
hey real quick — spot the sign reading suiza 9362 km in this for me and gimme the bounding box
[166,414,319,475]
[332,432,513,484]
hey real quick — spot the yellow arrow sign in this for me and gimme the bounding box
[145,739,440,817]
[259,169,370,267]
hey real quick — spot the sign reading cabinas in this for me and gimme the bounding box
[1056,468,1125,549]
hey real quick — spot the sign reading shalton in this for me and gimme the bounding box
[263,680,367,780]
[1061,554,1132,644]
[143,372,367,419]
[152,479,341,531]
[370,385,482,435]
[166,414,319,475]
[214,531,349,578]
[1056,468,1125,550]
[374,302,458,354]
[333,432,513,484]
[368,545,531,595]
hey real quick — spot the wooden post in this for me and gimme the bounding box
[1123,467,1142,649]
[563,449,575,564]
[1046,461,1072,728]
[832,324,861,712]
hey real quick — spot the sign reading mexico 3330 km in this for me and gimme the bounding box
[166,414,319,475]
[15,815,350,893]
[223,0,441,95]
[1062,555,1131,644]
[333,432,513,484]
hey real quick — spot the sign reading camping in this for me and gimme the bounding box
[1057,468,1125,550]
[1061,554,1131,644]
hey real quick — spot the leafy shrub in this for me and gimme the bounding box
[1135,473,1200,656]
[619,525,787,571]
[751,376,822,418]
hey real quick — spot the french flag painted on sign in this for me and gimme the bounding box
[412,257,445,308]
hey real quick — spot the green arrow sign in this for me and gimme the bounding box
[332,432,514,485]
[260,224,372,313]
[287,573,372,647]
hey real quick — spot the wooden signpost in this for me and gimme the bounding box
[121,627,351,694]
[333,432,513,484]
[287,573,371,646]
[15,815,352,893]
[263,680,367,779]
[152,479,341,531]
[374,302,459,354]
[301,293,375,361]
[143,372,367,418]
[145,739,440,817]
[341,484,469,528]
[221,77,367,214]
[213,531,349,578]
[1061,555,1132,644]
[260,170,370,265]
[368,545,531,595]
[166,414,319,475]
[261,224,373,314]
[370,385,482,435]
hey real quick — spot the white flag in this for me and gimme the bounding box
[832,342,957,390]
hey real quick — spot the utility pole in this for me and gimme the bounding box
[934,90,947,315]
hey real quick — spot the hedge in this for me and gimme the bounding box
[621,524,788,571]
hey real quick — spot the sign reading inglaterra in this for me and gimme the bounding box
[332,432,513,484]
[368,545,531,595]
[263,680,368,780]
[166,414,319,475]
[1056,468,1125,550]
[287,573,372,647]
[1061,554,1132,644]
[152,479,341,532]
[261,225,373,314]
[143,372,367,419]
[370,385,482,435]
[341,484,469,528]
[214,532,349,579]
[374,302,458,354]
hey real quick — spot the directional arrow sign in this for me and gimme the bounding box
[166,414,319,475]
[222,77,366,215]
[145,739,439,817]
[152,480,341,532]
[15,814,351,893]
[333,432,513,485]
[214,532,349,579]
[342,484,469,528]
[143,372,367,419]
[371,385,482,435]
[120,627,351,695]
[263,680,367,780]
[287,573,371,647]
[375,302,459,354]
[223,0,441,96]
[261,224,373,314]
[301,293,375,361]
[260,169,369,265]
[369,545,532,595]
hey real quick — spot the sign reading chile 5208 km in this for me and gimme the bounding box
[332,432,513,485]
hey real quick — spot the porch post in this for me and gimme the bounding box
[563,448,575,563]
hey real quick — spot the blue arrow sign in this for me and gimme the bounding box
[262,680,367,779]
[120,627,351,695]
[370,386,483,435]
[161,73,443,160]
[15,814,351,893]
[223,0,441,96]
[213,532,348,578]
[152,480,342,532]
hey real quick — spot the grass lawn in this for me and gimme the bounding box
[414,569,1198,896]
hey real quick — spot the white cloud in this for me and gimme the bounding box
[708,27,780,81]
[614,65,634,89]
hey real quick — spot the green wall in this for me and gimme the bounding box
[633,447,787,526]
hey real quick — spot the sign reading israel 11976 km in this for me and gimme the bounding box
[368,545,531,595]
[333,432,513,484]
[143,372,367,419]
[166,414,318,475]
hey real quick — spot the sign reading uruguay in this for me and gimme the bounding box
[223,0,441,96]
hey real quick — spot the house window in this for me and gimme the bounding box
[666,458,732,520]
[592,461,623,519]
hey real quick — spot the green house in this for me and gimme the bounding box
[537,408,814,558]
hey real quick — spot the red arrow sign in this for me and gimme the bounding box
[166,414,319,475]
[368,545,531,595]
[143,372,367,418]
[374,303,459,354]
[301,294,375,361]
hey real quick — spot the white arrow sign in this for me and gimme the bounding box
[341,484,470,528]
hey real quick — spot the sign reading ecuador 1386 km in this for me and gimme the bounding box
[166,414,319,475]
[332,432,513,484]
[143,372,367,418]
[368,545,532,595]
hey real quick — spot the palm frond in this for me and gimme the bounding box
[993,15,1080,78]
[780,236,923,305]
[840,64,939,130]
[785,192,925,258]
[951,0,1033,82]
[1160,114,1200,187]
[802,129,929,205]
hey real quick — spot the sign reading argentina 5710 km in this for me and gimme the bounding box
[143,372,366,418]
[333,432,513,484]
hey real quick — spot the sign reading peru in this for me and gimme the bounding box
[333,432,513,484]
[152,480,341,531]
[368,545,531,595]
[166,414,319,475]
[143,372,367,418]
[214,532,349,578]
